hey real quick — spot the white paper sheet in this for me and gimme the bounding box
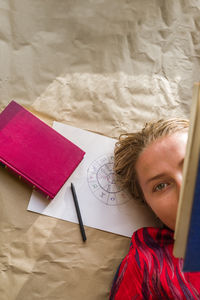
[28,121,159,237]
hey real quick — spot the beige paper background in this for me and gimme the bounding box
[0,1,200,299]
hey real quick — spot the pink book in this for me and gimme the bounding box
[0,101,85,199]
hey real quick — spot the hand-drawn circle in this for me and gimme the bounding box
[87,155,131,206]
[96,163,122,193]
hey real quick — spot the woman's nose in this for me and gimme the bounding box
[176,172,183,199]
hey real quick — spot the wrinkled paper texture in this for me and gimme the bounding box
[0,1,200,299]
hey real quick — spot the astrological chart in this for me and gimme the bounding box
[87,154,132,206]
[29,122,159,237]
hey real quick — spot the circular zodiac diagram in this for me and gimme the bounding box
[87,154,131,206]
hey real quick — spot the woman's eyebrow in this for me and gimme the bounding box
[146,173,166,185]
[146,158,185,185]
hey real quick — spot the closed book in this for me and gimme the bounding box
[173,82,200,271]
[0,101,85,199]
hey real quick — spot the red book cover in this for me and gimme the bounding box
[0,101,85,199]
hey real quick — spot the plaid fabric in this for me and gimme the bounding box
[110,227,200,300]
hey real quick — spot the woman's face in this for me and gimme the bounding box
[135,131,188,230]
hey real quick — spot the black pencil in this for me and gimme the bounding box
[71,182,87,242]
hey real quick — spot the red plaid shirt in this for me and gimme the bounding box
[110,227,200,299]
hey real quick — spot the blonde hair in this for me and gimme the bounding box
[114,118,189,202]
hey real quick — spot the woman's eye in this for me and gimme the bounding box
[153,182,168,192]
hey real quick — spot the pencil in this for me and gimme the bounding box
[71,182,87,242]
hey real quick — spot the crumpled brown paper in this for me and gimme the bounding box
[0,1,200,299]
